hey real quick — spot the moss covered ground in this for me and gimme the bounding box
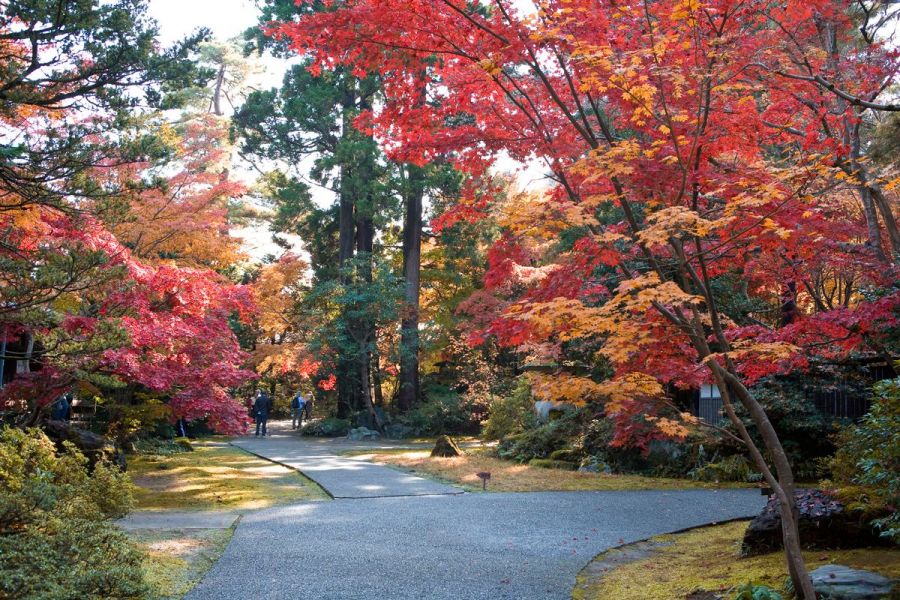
[347,448,751,492]
[128,527,233,600]
[573,520,900,600]
[129,440,329,511]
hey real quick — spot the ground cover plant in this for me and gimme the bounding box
[128,528,234,600]
[129,441,328,511]
[573,520,900,600]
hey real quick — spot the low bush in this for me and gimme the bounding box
[481,378,536,440]
[301,417,351,437]
[0,427,146,599]
[132,436,193,456]
[396,384,480,435]
[529,458,578,471]
[731,582,784,600]
[828,377,900,543]
[498,408,584,463]
[690,454,761,483]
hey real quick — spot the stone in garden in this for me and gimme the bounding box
[383,423,415,440]
[809,564,895,600]
[742,489,886,556]
[43,420,126,470]
[431,435,462,457]
[347,427,381,441]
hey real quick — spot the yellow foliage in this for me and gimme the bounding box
[253,256,308,337]
[497,191,598,238]
[637,206,731,245]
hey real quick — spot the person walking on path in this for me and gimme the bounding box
[303,391,313,421]
[290,390,307,430]
[252,389,273,436]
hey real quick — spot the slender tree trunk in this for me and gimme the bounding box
[709,363,817,600]
[359,339,383,430]
[371,344,384,406]
[871,184,900,258]
[211,63,226,116]
[398,165,425,412]
[0,325,7,389]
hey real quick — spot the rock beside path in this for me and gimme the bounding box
[742,489,885,556]
[431,435,462,457]
[810,564,896,600]
[347,427,381,441]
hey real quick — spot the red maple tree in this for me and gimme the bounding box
[274,2,900,595]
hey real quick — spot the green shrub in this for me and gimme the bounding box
[549,448,581,462]
[529,458,578,471]
[301,417,351,437]
[397,385,478,435]
[828,377,900,542]
[0,427,147,599]
[731,582,784,600]
[481,378,536,440]
[498,408,585,463]
[690,454,761,483]
[132,436,193,456]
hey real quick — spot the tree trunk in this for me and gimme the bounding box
[871,184,900,259]
[360,340,383,430]
[371,345,384,407]
[398,164,425,411]
[336,83,359,415]
[338,163,355,275]
[211,63,226,116]
[0,326,7,389]
[712,366,817,600]
[19,330,33,374]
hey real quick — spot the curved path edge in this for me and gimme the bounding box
[188,428,766,600]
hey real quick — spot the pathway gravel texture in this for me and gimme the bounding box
[187,425,766,600]
[230,424,463,498]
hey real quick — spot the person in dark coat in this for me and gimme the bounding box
[253,389,273,436]
[50,393,70,421]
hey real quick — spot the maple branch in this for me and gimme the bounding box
[440,0,509,45]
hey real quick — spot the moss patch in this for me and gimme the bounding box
[574,520,900,600]
[128,528,232,600]
[347,449,750,492]
[129,441,328,511]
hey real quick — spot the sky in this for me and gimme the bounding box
[148,0,261,45]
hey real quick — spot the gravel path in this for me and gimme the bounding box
[187,428,765,600]
[230,424,462,498]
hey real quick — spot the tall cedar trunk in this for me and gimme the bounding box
[335,85,359,419]
[352,82,377,413]
[360,339,383,430]
[338,164,355,274]
[371,345,384,406]
[398,164,425,411]
[354,211,375,411]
